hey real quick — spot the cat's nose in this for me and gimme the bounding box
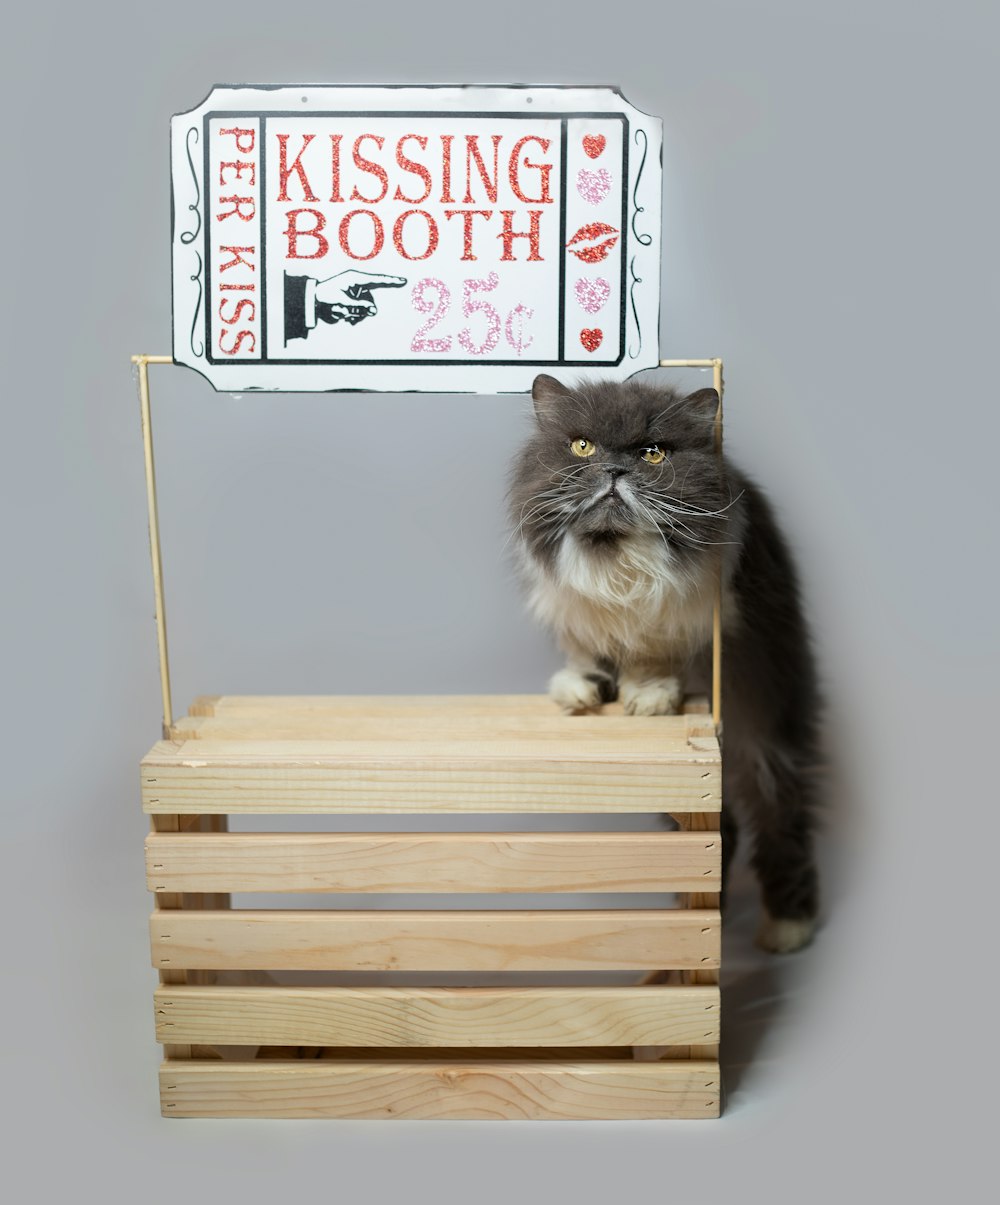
[604,465,630,479]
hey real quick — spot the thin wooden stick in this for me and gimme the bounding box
[712,358,724,729]
[658,359,719,368]
[133,355,174,734]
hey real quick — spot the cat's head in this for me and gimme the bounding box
[508,374,731,568]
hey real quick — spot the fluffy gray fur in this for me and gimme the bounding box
[508,374,821,952]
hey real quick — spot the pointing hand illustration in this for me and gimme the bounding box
[315,270,408,325]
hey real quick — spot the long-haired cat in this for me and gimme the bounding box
[508,374,821,953]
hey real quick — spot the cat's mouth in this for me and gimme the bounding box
[599,489,627,507]
[594,480,632,508]
[574,483,639,534]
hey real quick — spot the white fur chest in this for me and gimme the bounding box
[523,533,719,663]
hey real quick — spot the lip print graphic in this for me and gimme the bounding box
[577,167,612,206]
[566,222,619,264]
[582,134,606,159]
[575,276,611,314]
[580,328,604,353]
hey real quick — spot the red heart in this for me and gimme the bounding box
[580,327,603,353]
[582,134,606,159]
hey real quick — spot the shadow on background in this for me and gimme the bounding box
[719,718,855,1105]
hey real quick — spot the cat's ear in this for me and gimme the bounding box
[532,374,573,425]
[685,387,721,418]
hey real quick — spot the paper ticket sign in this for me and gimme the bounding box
[171,85,662,393]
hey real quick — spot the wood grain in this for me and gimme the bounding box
[143,691,724,1112]
[151,815,190,1059]
[159,1056,721,1119]
[154,983,720,1047]
[145,830,721,894]
[149,909,721,972]
[170,712,714,743]
[677,812,721,1063]
[189,694,711,718]
[140,738,720,815]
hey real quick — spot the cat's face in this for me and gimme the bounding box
[508,375,730,568]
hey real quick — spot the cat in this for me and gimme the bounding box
[508,373,821,953]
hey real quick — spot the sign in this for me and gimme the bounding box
[171,85,662,393]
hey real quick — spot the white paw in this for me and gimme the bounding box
[755,914,817,954]
[620,676,683,716]
[549,668,603,713]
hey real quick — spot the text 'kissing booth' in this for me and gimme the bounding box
[138,84,724,1119]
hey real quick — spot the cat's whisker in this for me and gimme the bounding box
[627,496,676,556]
[651,462,680,493]
[646,513,739,542]
[658,489,745,518]
[635,497,739,547]
[502,497,568,552]
[642,500,719,526]
[516,475,588,513]
[504,487,587,554]
[644,491,743,520]
[647,394,697,428]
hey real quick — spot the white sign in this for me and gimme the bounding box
[171,85,662,393]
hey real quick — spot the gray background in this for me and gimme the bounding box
[2,1,996,1201]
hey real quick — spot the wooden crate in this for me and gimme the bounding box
[142,694,722,1119]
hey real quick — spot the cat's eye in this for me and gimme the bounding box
[641,445,667,464]
[571,438,596,458]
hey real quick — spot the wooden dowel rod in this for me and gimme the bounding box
[712,358,724,729]
[658,359,719,368]
[135,355,173,733]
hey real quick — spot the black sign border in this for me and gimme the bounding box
[200,110,628,370]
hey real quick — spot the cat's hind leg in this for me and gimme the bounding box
[720,805,739,911]
[729,740,820,953]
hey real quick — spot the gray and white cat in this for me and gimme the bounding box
[508,374,821,953]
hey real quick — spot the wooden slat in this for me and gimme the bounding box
[154,984,720,1047]
[149,909,720,972]
[190,694,711,718]
[145,831,721,894]
[191,695,562,717]
[141,739,720,815]
[159,1057,721,1119]
[170,713,709,744]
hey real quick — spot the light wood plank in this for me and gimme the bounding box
[144,738,719,765]
[149,909,720,972]
[145,831,721,894]
[159,1057,721,1119]
[190,694,711,719]
[154,984,720,1047]
[140,739,720,815]
[170,713,708,744]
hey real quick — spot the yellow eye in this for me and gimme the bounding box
[642,446,667,464]
[571,438,596,458]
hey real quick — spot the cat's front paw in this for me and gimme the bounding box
[755,913,817,954]
[620,676,683,716]
[549,668,603,713]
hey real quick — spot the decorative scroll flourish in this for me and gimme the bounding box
[628,255,643,359]
[188,251,204,358]
[630,127,653,247]
[628,128,652,358]
[178,126,201,245]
